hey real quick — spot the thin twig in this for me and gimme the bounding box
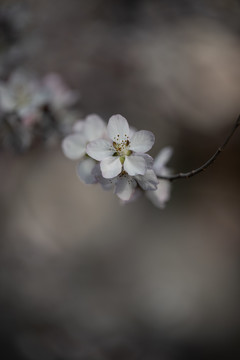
[158,115,240,182]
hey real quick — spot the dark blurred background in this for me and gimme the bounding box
[1,0,240,359]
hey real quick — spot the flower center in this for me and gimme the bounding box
[113,139,132,157]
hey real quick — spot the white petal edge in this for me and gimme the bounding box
[130,130,155,153]
[62,133,86,160]
[86,139,114,161]
[135,169,159,191]
[107,114,129,143]
[77,158,98,184]
[124,155,147,176]
[100,157,122,179]
[115,176,137,201]
[84,114,107,141]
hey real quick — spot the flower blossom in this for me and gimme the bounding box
[86,114,155,179]
[62,113,173,208]
[62,114,107,184]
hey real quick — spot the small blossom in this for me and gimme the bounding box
[146,147,173,208]
[42,73,79,111]
[86,114,155,179]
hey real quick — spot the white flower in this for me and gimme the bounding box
[86,114,155,179]
[62,114,107,184]
[0,71,47,125]
[146,147,173,208]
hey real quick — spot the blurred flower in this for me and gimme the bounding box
[0,69,80,152]
[146,147,173,208]
[42,73,79,112]
[87,114,155,179]
[0,70,47,125]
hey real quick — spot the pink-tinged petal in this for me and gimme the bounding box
[124,155,147,176]
[84,114,107,141]
[77,158,97,184]
[135,169,159,191]
[100,157,122,179]
[107,114,129,142]
[146,180,171,209]
[62,133,86,160]
[130,130,155,153]
[86,139,114,161]
[73,120,85,133]
[115,175,137,201]
[153,147,173,175]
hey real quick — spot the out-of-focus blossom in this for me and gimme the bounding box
[0,71,47,125]
[42,73,79,111]
[87,114,155,179]
[146,147,173,208]
[0,69,80,152]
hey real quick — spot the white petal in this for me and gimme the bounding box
[100,157,122,179]
[62,133,86,159]
[135,169,159,191]
[130,130,155,153]
[115,175,137,201]
[84,114,107,141]
[107,114,129,142]
[153,147,173,175]
[146,180,171,208]
[77,158,97,184]
[86,139,114,161]
[124,155,147,176]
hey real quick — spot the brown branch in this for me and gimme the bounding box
[158,114,240,182]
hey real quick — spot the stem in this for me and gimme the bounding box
[158,115,240,182]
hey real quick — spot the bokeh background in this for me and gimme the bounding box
[1,0,240,359]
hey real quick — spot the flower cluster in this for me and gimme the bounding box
[62,114,172,208]
[0,70,79,152]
